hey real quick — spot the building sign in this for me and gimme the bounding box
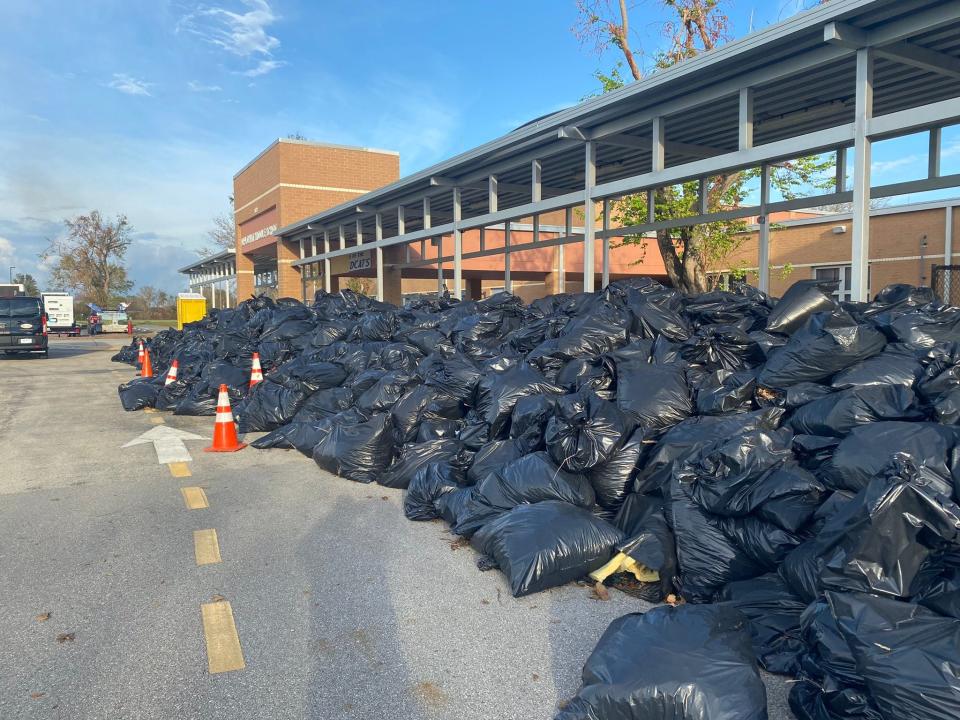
[241,224,278,247]
[348,251,371,271]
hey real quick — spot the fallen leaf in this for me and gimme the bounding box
[557,699,570,710]
[480,599,490,605]
[591,582,611,601]
[35,613,51,623]
[380,496,389,501]
[532,673,540,681]
[56,633,74,643]
[210,594,226,603]
[30,692,44,699]
[665,593,685,607]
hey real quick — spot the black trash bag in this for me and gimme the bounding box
[436,485,473,525]
[758,311,887,389]
[292,386,354,422]
[118,378,160,411]
[604,494,679,602]
[555,357,615,399]
[236,379,308,432]
[633,409,784,495]
[403,462,465,520]
[819,421,960,496]
[695,368,757,415]
[545,391,635,473]
[785,385,922,438]
[912,552,960,619]
[419,352,482,402]
[173,388,219,416]
[680,322,766,372]
[588,427,644,509]
[827,592,960,720]
[555,604,767,720]
[378,439,464,490]
[792,434,842,471]
[269,357,347,394]
[789,598,882,720]
[766,280,838,335]
[717,573,808,675]
[509,394,555,453]
[356,371,417,414]
[475,363,563,439]
[614,359,692,430]
[312,413,395,484]
[627,292,691,341]
[471,500,623,597]
[881,306,960,349]
[781,457,960,603]
[155,377,190,411]
[389,384,436,445]
[348,368,387,395]
[466,439,525,485]
[452,452,595,537]
[831,344,923,389]
[416,419,459,442]
[759,381,836,410]
[681,429,826,532]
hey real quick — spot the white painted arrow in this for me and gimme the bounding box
[122,425,206,464]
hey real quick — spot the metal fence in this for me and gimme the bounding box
[932,265,960,306]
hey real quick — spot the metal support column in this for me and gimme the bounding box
[338,225,346,251]
[532,160,542,244]
[560,207,570,293]
[739,88,754,151]
[930,127,942,179]
[758,164,771,293]
[504,220,512,293]
[602,197,611,288]
[851,48,874,302]
[356,218,363,246]
[583,141,597,293]
[323,230,332,293]
[452,188,462,299]
[946,206,954,299]
[375,213,384,302]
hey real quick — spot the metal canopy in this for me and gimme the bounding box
[279,0,960,302]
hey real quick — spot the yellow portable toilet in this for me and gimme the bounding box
[176,293,207,330]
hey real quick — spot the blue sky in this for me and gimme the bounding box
[0,0,953,293]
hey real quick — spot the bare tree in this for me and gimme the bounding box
[199,197,235,257]
[42,211,133,306]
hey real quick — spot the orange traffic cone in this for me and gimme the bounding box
[249,352,264,388]
[205,384,246,453]
[165,359,179,386]
[137,340,144,366]
[141,349,154,378]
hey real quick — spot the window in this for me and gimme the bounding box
[4,298,42,318]
[813,265,870,302]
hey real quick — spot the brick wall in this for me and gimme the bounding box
[720,206,951,297]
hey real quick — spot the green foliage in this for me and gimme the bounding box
[13,272,39,295]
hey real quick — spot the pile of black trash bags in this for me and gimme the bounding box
[115,279,960,719]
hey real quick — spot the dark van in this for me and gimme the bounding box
[0,296,48,357]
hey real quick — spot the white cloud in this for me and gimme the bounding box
[872,155,920,175]
[179,0,286,76]
[240,59,285,77]
[187,80,223,92]
[108,73,152,96]
[0,236,13,266]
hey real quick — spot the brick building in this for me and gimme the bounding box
[233,138,400,299]
[719,199,957,300]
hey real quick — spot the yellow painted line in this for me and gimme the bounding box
[168,462,192,478]
[201,601,246,674]
[150,416,165,425]
[193,529,222,565]
[180,487,209,509]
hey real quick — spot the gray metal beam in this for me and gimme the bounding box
[453,187,462,299]
[375,212,384,302]
[825,20,960,81]
[583,141,597,293]
[851,48,874,302]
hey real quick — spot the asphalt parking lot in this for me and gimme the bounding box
[0,336,794,719]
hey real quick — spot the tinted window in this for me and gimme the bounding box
[7,298,42,317]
